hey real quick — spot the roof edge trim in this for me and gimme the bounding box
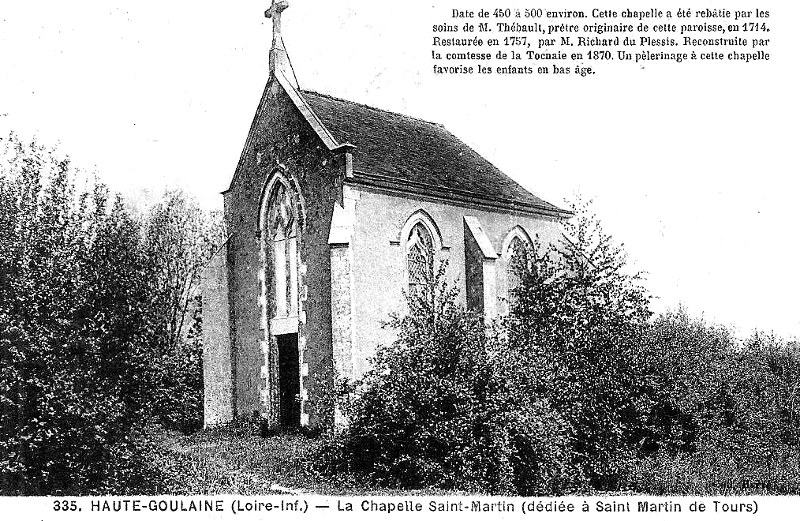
[276,71,341,151]
[226,72,354,192]
[349,171,573,219]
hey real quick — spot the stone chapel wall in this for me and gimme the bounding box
[346,186,563,381]
[202,244,233,427]
[222,80,342,426]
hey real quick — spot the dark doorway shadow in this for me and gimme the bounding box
[277,333,300,429]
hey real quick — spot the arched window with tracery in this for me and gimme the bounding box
[406,222,434,296]
[265,181,298,318]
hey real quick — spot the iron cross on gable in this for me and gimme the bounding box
[265,0,289,46]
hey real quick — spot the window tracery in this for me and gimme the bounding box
[265,180,298,318]
[406,222,434,295]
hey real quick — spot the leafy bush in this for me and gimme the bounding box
[150,298,205,433]
[318,268,581,495]
[627,311,800,493]
[622,444,800,495]
[142,190,223,433]
[508,201,800,492]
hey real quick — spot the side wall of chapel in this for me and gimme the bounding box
[202,243,234,427]
[342,186,563,381]
[222,79,343,426]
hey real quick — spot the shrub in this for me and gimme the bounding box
[627,312,800,493]
[150,297,205,433]
[622,441,800,495]
[319,268,581,495]
[142,190,223,433]
[318,197,799,495]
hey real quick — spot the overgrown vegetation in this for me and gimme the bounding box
[317,271,577,494]
[0,133,220,494]
[626,315,800,494]
[2,132,798,495]
[319,200,800,495]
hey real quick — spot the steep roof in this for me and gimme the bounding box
[299,90,568,217]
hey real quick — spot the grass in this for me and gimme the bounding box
[126,424,800,496]
[135,423,450,495]
[622,449,800,496]
[137,425,353,494]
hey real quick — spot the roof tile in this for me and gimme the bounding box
[300,90,567,216]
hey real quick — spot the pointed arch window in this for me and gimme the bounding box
[406,222,434,295]
[265,181,298,318]
[506,234,531,300]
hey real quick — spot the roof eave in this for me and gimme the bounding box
[348,170,572,219]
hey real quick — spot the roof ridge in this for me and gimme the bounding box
[299,89,444,128]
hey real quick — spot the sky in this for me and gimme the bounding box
[1,1,798,338]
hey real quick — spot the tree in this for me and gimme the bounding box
[0,133,154,492]
[0,133,221,492]
[142,190,224,433]
[506,198,652,488]
[143,191,223,356]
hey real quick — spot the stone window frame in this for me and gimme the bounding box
[265,180,298,319]
[399,209,444,295]
[256,168,308,420]
[257,168,306,236]
[257,170,306,327]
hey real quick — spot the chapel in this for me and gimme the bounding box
[202,1,570,429]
